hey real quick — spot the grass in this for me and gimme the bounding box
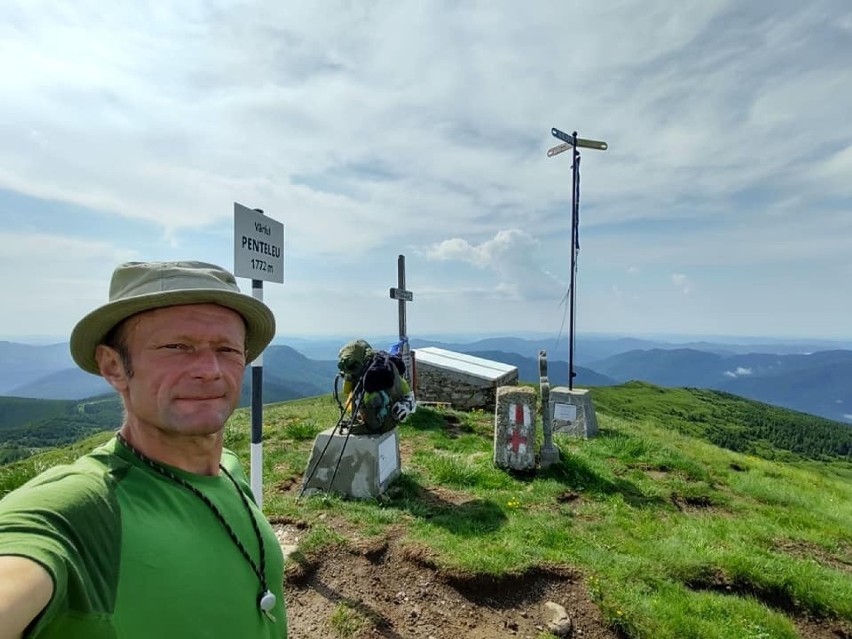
[2,385,851,638]
[329,602,367,637]
[0,430,114,497]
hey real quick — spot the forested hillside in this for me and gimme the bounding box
[0,395,121,464]
[591,382,852,461]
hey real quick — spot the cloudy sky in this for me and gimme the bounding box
[1,1,850,343]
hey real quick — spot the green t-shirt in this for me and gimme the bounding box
[0,437,287,638]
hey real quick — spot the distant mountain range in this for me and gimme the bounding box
[1,337,850,424]
[0,343,338,406]
[463,350,615,388]
[588,348,852,423]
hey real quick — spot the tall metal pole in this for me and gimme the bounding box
[568,133,581,390]
[547,127,607,390]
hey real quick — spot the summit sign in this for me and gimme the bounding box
[233,202,284,283]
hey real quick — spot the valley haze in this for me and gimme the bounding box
[2,333,851,425]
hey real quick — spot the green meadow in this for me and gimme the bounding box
[2,383,851,638]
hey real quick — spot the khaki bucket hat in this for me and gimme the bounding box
[70,261,276,375]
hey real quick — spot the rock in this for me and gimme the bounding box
[543,601,573,637]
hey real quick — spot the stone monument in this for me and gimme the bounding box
[301,427,401,499]
[494,385,537,471]
[550,386,598,438]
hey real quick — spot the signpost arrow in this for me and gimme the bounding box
[547,142,572,157]
[550,127,608,151]
[389,287,414,302]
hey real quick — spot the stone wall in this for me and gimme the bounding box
[415,363,518,411]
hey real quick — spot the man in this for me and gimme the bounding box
[337,339,416,434]
[0,261,287,638]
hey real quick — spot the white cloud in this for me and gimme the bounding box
[0,1,851,338]
[671,273,694,295]
[2,1,848,251]
[0,231,138,335]
[724,367,753,378]
[427,229,539,268]
[816,145,852,195]
[426,229,563,301]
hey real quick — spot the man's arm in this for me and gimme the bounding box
[0,556,53,639]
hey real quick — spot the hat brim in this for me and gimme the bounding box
[70,289,276,375]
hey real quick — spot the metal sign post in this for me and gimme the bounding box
[548,128,607,390]
[389,254,414,385]
[234,202,284,508]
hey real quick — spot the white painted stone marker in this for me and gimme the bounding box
[494,386,537,471]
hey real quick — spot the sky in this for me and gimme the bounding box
[0,1,850,343]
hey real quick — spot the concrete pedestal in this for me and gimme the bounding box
[494,386,537,471]
[550,387,598,438]
[301,427,401,499]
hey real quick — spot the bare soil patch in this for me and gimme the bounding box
[668,492,714,511]
[284,537,621,639]
[685,568,852,639]
[771,538,852,575]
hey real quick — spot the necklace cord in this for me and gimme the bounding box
[115,433,269,596]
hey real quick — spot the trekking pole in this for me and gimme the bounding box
[326,382,370,494]
[332,374,345,417]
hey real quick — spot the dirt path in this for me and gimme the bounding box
[276,523,620,639]
[275,521,852,639]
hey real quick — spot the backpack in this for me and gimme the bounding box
[338,339,373,380]
[363,351,399,393]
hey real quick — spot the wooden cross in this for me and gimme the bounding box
[389,254,413,343]
[389,254,414,383]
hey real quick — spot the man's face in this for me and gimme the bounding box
[107,304,246,437]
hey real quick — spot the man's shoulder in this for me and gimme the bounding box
[220,447,247,477]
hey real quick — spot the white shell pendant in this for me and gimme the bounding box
[259,590,277,612]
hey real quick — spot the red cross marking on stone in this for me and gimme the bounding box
[514,403,524,425]
[508,428,527,453]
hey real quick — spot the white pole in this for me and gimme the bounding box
[250,210,265,509]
